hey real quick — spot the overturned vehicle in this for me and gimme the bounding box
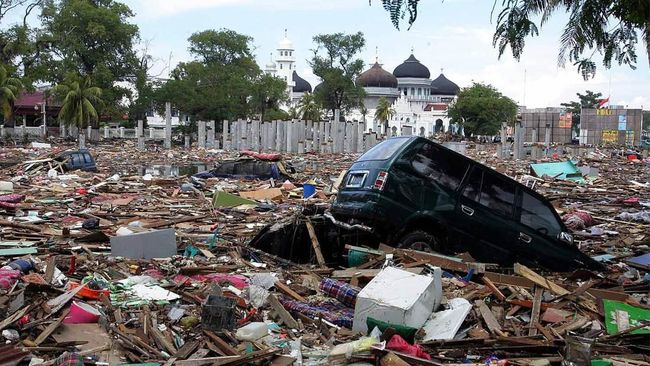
[252,136,605,272]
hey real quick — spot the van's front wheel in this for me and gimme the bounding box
[398,230,442,253]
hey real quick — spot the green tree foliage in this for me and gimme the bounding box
[374,0,649,79]
[447,82,518,136]
[560,90,603,133]
[0,65,23,121]
[155,29,271,123]
[374,96,395,135]
[53,75,102,147]
[39,0,139,119]
[249,73,288,121]
[297,92,322,122]
[310,32,366,117]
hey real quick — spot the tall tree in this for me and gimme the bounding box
[374,96,395,135]
[372,0,649,79]
[310,32,366,117]
[447,82,518,137]
[53,75,102,148]
[0,64,22,123]
[560,90,603,133]
[249,73,288,121]
[39,0,139,119]
[155,29,261,124]
[297,92,322,122]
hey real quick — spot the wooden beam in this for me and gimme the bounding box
[274,280,306,302]
[203,330,239,356]
[305,220,326,267]
[528,286,543,336]
[475,300,506,337]
[267,294,299,329]
[514,263,570,296]
[34,308,71,346]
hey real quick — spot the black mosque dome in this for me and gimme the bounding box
[292,71,312,93]
[430,73,460,95]
[357,62,398,88]
[393,54,430,79]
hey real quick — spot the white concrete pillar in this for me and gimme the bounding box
[545,127,551,148]
[149,127,154,139]
[104,126,109,138]
[119,126,125,138]
[251,120,260,151]
[184,135,191,149]
[286,120,293,153]
[532,128,538,143]
[207,120,215,148]
[198,120,206,149]
[298,141,304,154]
[276,121,284,152]
[137,120,145,151]
[86,125,92,140]
[164,102,172,149]
[222,120,229,150]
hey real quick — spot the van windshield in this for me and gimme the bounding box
[358,137,410,161]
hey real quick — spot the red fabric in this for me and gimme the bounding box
[386,334,431,360]
[240,150,282,161]
[597,97,609,108]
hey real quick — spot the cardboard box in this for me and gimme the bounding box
[352,266,442,334]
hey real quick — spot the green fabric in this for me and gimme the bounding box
[212,191,256,208]
[366,316,418,343]
[591,360,613,366]
[603,299,650,335]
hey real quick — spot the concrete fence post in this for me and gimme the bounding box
[198,120,206,149]
[137,120,145,151]
[104,126,109,139]
[119,126,125,138]
[164,101,172,149]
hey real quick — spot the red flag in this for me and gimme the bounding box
[597,97,609,108]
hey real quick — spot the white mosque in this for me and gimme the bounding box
[264,32,462,137]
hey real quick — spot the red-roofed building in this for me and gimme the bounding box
[7,89,61,127]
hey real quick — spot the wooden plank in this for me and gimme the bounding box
[305,220,326,267]
[528,286,543,336]
[274,280,306,302]
[203,330,238,356]
[174,356,241,366]
[0,306,31,331]
[267,294,299,329]
[513,263,570,296]
[44,256,56,284]
[34,308,71,345]
[332,267,423,279]
[475,300,506,337]
[395,248,485,273]
[481,276,506,301]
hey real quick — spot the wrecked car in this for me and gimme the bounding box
[56,149,97,172]
[330,136,604,272]
[193,157,294,180]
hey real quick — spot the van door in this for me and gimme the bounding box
[454,166,519,264]
[512,190,573,270]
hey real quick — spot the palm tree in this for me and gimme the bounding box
[374,97,395,136]
[0,65,23,124]
[297,92,322,121]
[54,76,102,149]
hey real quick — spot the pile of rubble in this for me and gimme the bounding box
[0,141,648,366]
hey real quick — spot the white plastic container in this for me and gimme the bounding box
[0,181,13,192]
[235,322,268,341]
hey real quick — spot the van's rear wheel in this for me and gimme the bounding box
[398,230,441,253]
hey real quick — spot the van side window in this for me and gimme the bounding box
[480,171,516,217]
[462,168,515,217]
[461,167,482,202]
[71,154,82,167]
[83,153,93,163]
[411,143,469,191]
[520,192,562,237]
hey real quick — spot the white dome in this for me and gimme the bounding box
[266,61,276,69]
[278,37,293,50]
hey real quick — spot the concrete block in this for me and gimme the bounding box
[110,228,177,259]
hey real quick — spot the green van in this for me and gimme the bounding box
[331,136,604,271]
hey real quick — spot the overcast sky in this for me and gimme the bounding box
[76,1,650,108]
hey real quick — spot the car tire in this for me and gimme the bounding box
[398,230,441,253]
